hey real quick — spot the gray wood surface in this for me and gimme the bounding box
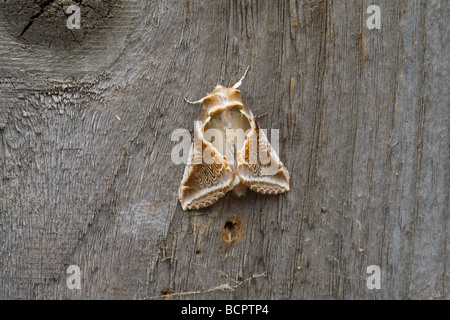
[0,0,448,299]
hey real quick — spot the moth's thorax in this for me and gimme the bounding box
[201,86,244,112]
[178,74,290,211]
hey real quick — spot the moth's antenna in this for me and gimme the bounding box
[184,97,204,105]
[232,65,250,89]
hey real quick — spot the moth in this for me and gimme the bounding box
[178,67,290,211]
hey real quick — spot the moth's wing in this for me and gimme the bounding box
[178,140,235,211]
[237,124,290,194]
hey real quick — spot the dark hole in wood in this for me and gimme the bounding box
[160,288,174,300]
[224,220,236,231]
[221,217,244,244]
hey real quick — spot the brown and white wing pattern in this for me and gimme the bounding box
[237,123,290,194]
[178,68,289,210]
[178,138,235,211]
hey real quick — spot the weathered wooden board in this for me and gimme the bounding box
[0,0,448,299]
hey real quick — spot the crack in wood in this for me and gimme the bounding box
[20,0,55,37]
[144,272,267,300]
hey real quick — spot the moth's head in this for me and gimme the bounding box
[199,85,243,110]
[184,84,241,106]
[209,84,242,102]
[211,84,240,95]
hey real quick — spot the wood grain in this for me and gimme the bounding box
[0,0,448,299]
